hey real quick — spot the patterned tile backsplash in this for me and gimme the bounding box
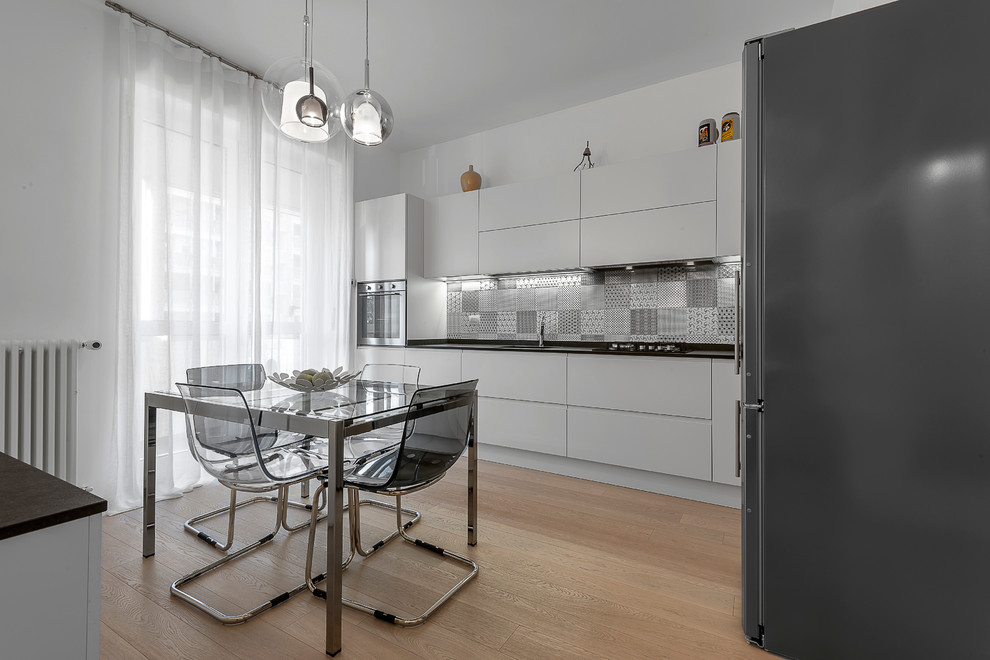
[446,262,740,344]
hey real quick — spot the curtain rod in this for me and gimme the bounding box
[104,1,264,81]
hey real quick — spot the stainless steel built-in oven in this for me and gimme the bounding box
[356,280,406,346]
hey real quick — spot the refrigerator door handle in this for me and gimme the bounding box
[734,272,742,375]
[735,400,742,478]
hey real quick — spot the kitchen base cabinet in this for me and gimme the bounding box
[354,346,406,372]
[711,359,742,486]
[477,397,566,456]
[403,348,462,386]
[566,406,712,481]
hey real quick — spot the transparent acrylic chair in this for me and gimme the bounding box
[172,381,329,624]
[183,364,319,551]
[306,380,480,626]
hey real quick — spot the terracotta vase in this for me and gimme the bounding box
[460,165,481,192]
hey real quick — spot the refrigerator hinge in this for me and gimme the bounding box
[742,401,765,413]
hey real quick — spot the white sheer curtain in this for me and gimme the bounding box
[108,15,353,514]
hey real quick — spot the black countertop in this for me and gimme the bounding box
[405,339,735,359]
[0,452,108,541]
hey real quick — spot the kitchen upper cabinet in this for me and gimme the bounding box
[354,193,410,282]
[478,172,580,231]
[716,140,743,257]
[425,191,479,278]
[580,147,716,219]
[479,220,580,274]
[711,359,742,486]
[579,202,716,267]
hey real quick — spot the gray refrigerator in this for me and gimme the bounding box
[741,1,990,658]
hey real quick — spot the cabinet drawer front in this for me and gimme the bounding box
[580,202,715,267]
[567,354,712,418]
[567,406,712,480]
[479,220,580,274]
[479,173,581,231]
[404,348,462,386]
[580,148,716,218]
[479,397,566,456]
[355,346,406,371]
[462,350,566,403]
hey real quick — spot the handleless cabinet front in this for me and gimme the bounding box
[716,140,743,257]
[580,202,716,267]
[462,350,567,456]
[462,350,566,403]
[479,220,580,275]
[479,172,580,231]
[355,194,407,282]
[425,191,479,278]
[567,354,712,418]
[580,147,716,219]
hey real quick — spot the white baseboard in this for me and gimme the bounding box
[478,444,742,509]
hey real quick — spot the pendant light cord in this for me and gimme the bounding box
[303,0,313,68]
[364,0,371,89]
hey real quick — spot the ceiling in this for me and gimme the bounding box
[109,0,835,154]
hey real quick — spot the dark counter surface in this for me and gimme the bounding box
[406,339,735,359]
[0,452,108,541]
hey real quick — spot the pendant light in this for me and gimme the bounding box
[340,0,393,146]
[261,0,342,143]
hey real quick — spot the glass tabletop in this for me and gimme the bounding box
[235,379,418,422]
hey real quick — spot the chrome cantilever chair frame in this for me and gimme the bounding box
[182,364,322,552]
[305,380,479,627]
[171,382,329,625]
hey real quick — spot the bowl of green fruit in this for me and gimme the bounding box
[268,367,359,392]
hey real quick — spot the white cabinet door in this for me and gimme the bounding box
[425,191,479,278]
[462,350,566,404]
[355,346,406,372]
[580,148,716,219]
[580,202,716,267]
[567,406,712,480]
[478,397,567,456]
[479,172,580,231]
[716,140,743,257]
[711,359,742,486]
[479,220,580,275]
[567,354,712,418]
[404,348,462,386]
[354,194,407,282]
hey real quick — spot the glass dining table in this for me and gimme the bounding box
[141,378,479,656]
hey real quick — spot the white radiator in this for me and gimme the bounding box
[0,340,78,483]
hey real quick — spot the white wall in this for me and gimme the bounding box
[831,0,896,18]
[354,146,401,203]
[0,0,115,497]
[398,62,742,199]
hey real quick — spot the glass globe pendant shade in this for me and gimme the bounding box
[341,88,393,146]
[261,56,343,143]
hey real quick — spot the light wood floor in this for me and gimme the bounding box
[100,458,766,659]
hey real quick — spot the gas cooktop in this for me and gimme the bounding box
[596,342,687,354]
